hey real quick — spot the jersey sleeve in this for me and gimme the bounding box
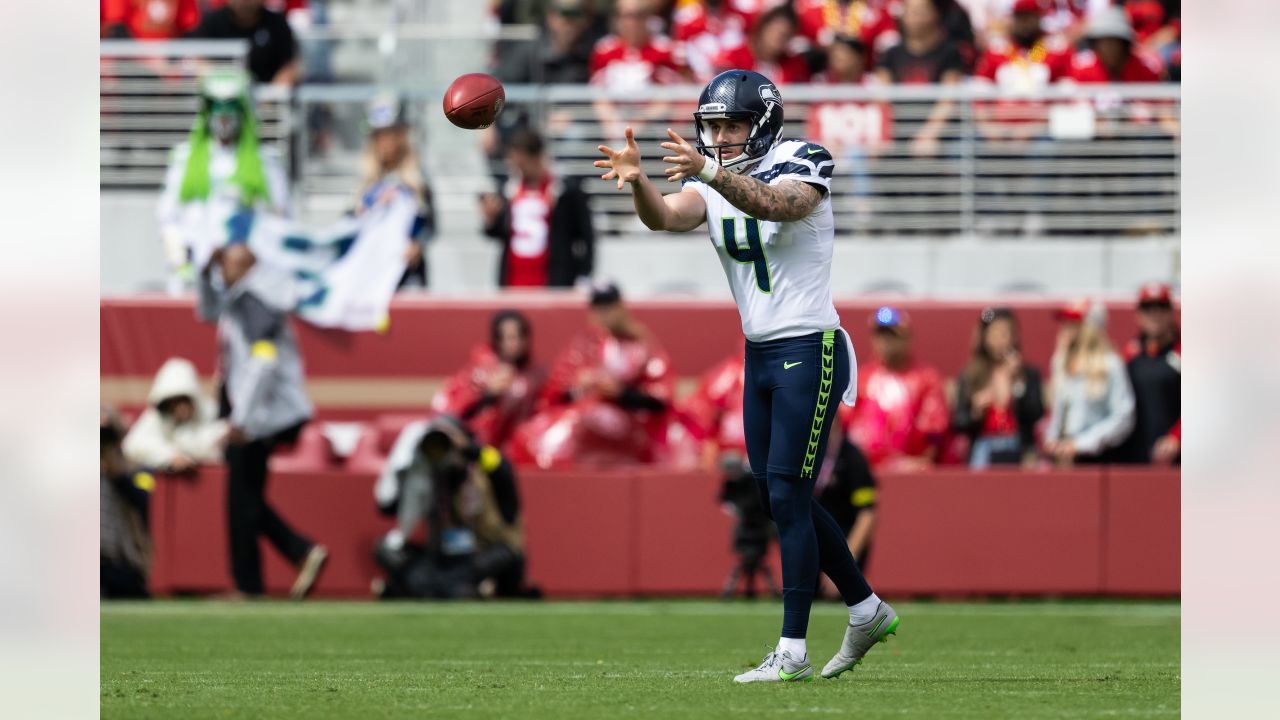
[761,142,834,195]
[680,175,710,201]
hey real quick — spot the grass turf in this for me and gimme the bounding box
[101,600,1179,719]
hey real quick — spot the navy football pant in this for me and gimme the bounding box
[743,329,873,639]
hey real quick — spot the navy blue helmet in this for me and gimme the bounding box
[693,69,785,173]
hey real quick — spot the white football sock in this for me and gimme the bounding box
[848,592,882,625]
[777,636,807,660]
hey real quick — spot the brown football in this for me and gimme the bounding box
[443,73,506,130]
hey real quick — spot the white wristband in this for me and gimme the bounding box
[697,156,720,183]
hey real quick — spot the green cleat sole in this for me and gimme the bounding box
[878,616,901,643]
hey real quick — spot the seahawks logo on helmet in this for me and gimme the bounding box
[758,84,782,108]
[693,69,785,174]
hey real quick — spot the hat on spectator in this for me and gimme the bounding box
[1011,0,1045,16]
[1056,299,1108,327]
[1137,282,1173,308]
[1086,6,1135,42]
[869,306,911,335]
[366,92,408,132]
[589,280,623,307]
[1055,298,1089,323]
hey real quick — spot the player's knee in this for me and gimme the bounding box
[767,480,808,527]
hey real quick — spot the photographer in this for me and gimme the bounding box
[101,407,153,599]
[718,450,779,600]
[373,416,526,599]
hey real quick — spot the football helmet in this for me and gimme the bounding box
[693,69,785,174]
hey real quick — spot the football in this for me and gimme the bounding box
[443,73,506,130]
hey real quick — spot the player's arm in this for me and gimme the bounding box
[596,127,706,232]
[659,129,822,223]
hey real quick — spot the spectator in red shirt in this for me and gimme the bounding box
[807,35,888,222]
[102,0,200,39]
[480,129,595,288]
[508,283,678,469]
[1068,6,1164,84]
[1125,0,1179,72]
[1118,282,1181,464]
[590,0,693,139]
[590,0,690,92]
[671,0,762,82]
[679,350,748,464]
[431,310,547,451]
[972,0,1073,154]
[951,307,1045,468]
[713,4,812,83]
[974,0,1072,94]
[796,0,897,60]
[842,307,950,470]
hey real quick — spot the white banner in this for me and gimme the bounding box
[241,190,416,331]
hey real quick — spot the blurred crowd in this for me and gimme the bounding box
[102,0,309,85]
[489,0,1180,88]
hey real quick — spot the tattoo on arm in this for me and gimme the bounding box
[707,173,822,222]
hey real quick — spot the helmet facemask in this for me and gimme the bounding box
[693,96,783,174]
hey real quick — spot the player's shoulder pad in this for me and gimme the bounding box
[680,176,704,187]
[788,140,833,165]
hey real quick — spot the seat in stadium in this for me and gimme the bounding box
[269,423,337,472]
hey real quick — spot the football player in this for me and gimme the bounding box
[595,69,899,683]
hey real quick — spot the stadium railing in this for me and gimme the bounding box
[100,40,293,189]
[499,82,1181,239]
[99,40,1179,239]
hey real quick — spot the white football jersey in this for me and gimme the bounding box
[683,138,839,343]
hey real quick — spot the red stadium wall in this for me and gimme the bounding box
[146,467,1180,598]
[111,294,1179,597]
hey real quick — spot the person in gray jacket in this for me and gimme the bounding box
[1043,300,1136,466]
[198,242,328,599]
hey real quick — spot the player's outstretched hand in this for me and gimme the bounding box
[595,126,643,190]
[660,128,706,183]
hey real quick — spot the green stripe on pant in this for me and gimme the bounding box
[801,330,835,478]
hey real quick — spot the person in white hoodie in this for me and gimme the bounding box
[123,358,227,473]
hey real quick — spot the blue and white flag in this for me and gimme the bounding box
[199,188,418,331]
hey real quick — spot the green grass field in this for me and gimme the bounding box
[101,600,1179,719]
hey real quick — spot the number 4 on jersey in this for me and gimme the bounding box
[721,216,771,294]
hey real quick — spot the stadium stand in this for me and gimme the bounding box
[100,0,1180,599]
